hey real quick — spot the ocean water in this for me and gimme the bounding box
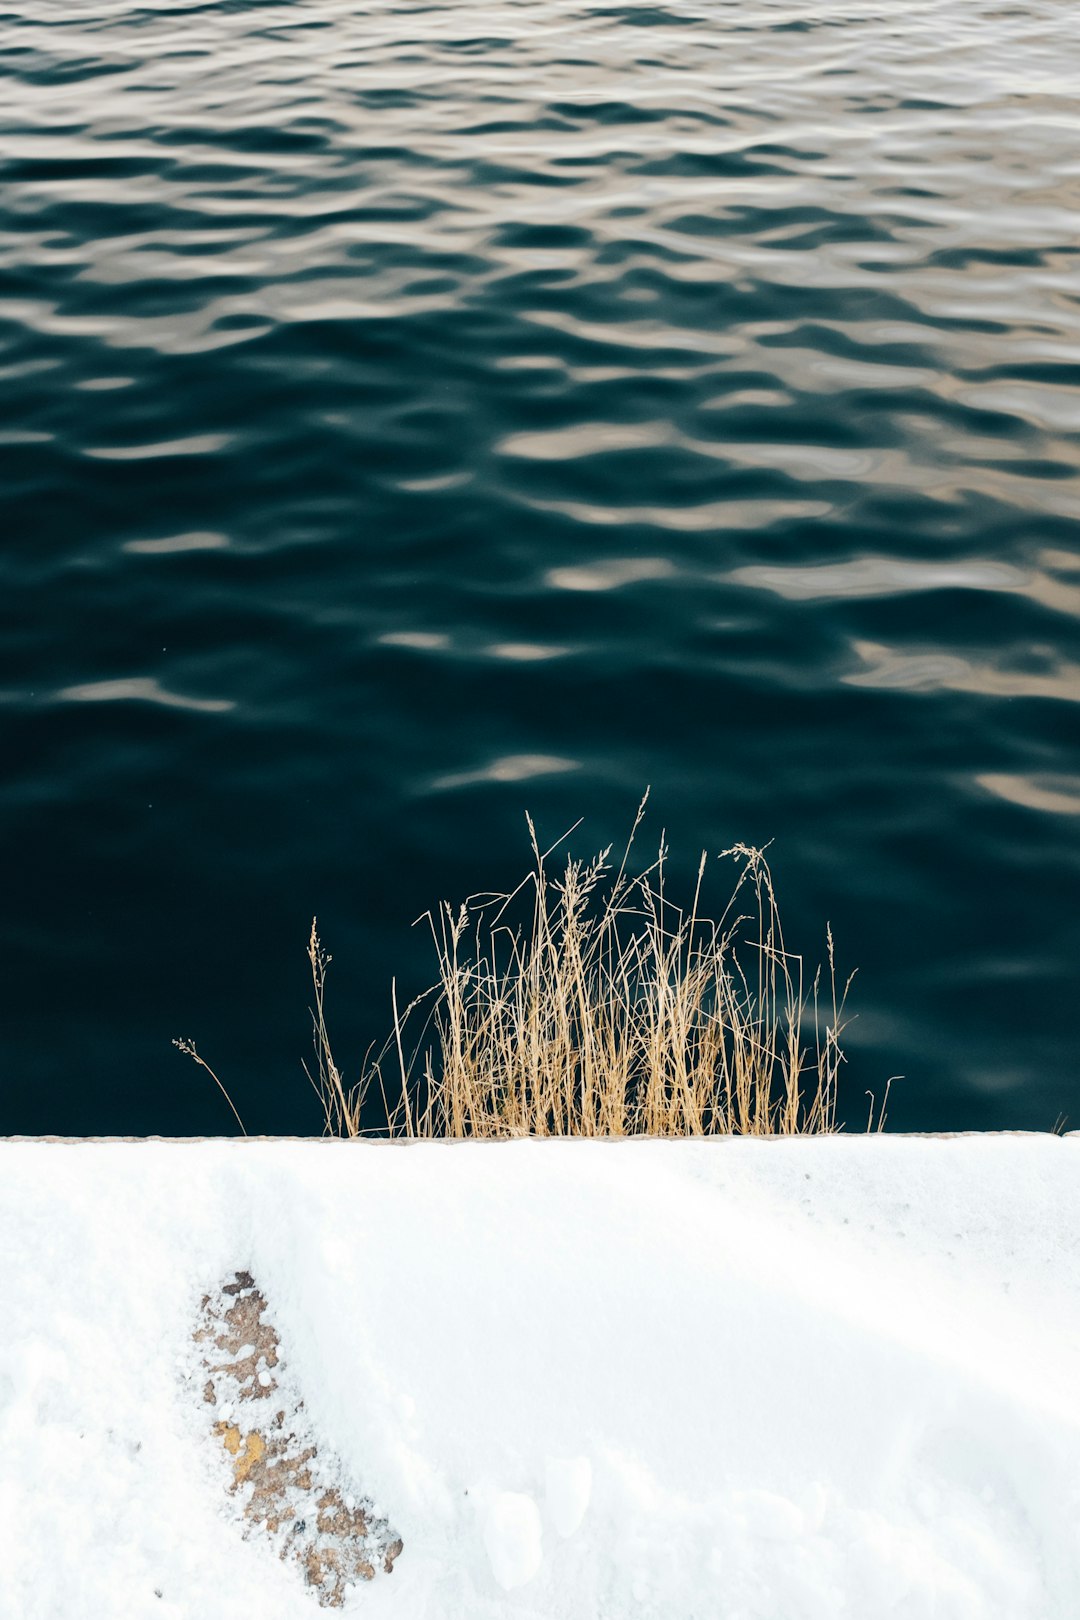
[2,0,1079,1134]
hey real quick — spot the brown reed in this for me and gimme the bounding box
[305,797,854,1139]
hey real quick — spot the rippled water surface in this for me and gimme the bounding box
[3,0,1080,1132]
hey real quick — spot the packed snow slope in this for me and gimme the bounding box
[2,1136,1078,1620]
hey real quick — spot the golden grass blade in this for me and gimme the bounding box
[180,806,856,1140]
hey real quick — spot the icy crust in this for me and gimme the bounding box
[2,1136,1080,1620]
[192,1270,402,1606]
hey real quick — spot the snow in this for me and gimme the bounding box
[1,1135,1079,1619]
[544,1457,592,1539]
[482,1492,544,1590]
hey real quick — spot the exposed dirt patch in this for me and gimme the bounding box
[193,1271,402,1607]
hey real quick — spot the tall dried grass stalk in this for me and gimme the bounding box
[310,800,854,1139]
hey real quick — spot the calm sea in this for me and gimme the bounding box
[3,0,1079,1134]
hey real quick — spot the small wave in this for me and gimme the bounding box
[432,754,580,791]
[55,678,234,714]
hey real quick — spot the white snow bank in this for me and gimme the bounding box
[1,1135,1078,1619]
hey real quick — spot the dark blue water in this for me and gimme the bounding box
[3,0,1079,1134]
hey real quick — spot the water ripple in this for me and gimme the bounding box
[3,0,1080,1130]
[55,677,234,713]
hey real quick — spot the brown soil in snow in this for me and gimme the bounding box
[194,1271,403,1607]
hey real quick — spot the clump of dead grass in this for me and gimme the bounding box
[305,797,854,1139]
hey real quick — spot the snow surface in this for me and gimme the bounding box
[1,1136,1079,1619]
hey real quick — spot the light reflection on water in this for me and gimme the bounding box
[2,0,1080,1131]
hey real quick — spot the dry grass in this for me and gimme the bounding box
[173,1036,248,1136]
[305,797,855,1139]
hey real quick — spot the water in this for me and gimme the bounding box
[3,0,1079,1134]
